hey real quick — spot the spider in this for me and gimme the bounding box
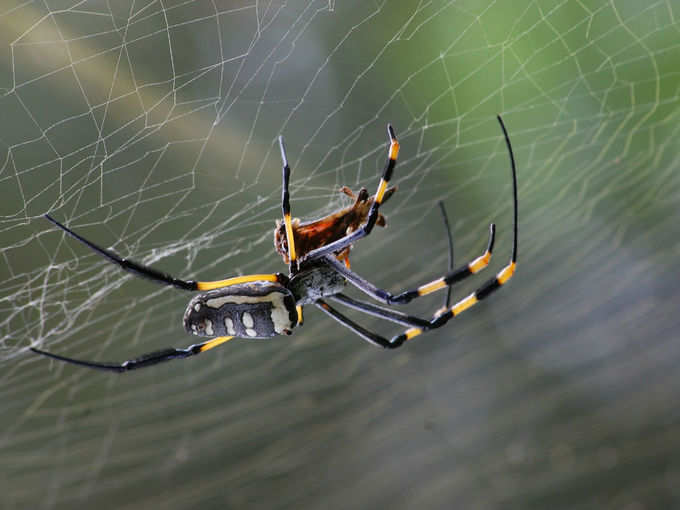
[31,115,517,373]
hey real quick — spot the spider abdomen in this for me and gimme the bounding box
[184,283,297,339]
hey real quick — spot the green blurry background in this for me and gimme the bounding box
[1,1,679,508]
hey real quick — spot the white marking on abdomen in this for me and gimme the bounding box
[245,328,257,337]
[269,294,293,334]
[242,312,254,328]
[224,317,235,336]
[205,319,214,336]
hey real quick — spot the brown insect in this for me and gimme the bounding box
[274,185,396,267]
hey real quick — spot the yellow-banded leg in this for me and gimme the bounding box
[31,336,235,372]
[391,114,519,346]
[301,124,400,263]
[315,255,514,349]
[373,124,400,209]
[319,222,495,306]
[391,260,516,345]
[391,223,495,304]
[44,215,289,293]
[278,137,306,327]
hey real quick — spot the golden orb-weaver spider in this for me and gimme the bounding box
[31,115,517,372]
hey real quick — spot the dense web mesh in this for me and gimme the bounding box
[1,1,679,509]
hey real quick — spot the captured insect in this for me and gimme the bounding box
[274,184,396,269]
[31,115,518,372]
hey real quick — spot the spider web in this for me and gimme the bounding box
[1,1,680,508]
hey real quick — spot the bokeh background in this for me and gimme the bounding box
[1,1,679,508]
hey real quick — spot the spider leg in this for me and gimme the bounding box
[328,293,431,329]
[391,260,515,344]
[315,300,399,348]
[439,201,455,309]
[301,124,400,263]
[45,214,198,290]
[392,114,519,344]
[44,215,284,291]
[30,336,234,373]
[322,293,488,349]
[278,136,305,323]
[321,222,495,305]
[322,249,516,349]
[320,255,515,349]
[316,296,477,349]
[278,135,298,273]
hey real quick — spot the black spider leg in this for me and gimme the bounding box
[314,300,400,349]
[30,336,234,373]
[500,114,519,266]
[438,200,454,309]
[301,124,400,264]
[320,219,495,306]
[278,135,305,326]
[278,135,298,275]
[328,293,431,329]
[44,215,198,291]
[315,296,452,349]
[44,215,283,292]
